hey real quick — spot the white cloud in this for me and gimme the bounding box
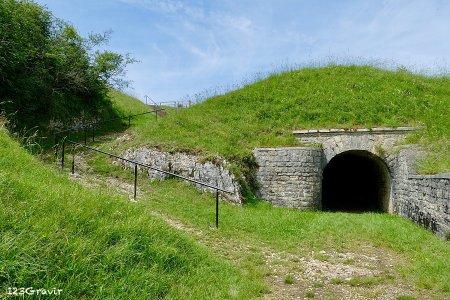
[118,0,450,100]
[215,14,254,34]
[120,0,207,23]
[323,0,450,68]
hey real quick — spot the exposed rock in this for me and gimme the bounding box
[121,147,242,203]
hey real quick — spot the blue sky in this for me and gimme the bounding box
[35,0,450,102]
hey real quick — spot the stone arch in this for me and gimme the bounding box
[321,150,392,212]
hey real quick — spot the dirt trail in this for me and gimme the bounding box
[148,211,415,300]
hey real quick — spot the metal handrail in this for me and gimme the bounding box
[65,140,232,193]
[144,95,170,117]
[59,138,230,227]
[144,95,160,106]
[157,100,192,108]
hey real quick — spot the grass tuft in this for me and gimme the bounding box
[305,290,315,298]
[396,296,416,300]
[284,275,294,284]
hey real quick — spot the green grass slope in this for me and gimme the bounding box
[0,126,263,299]
[109,90,150,116]
[121,65,449,174]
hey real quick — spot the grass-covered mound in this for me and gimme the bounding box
[0,126,262,299]
[124,65,449,174]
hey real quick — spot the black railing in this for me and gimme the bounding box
[58,138,231,228]
[157,100,192,108]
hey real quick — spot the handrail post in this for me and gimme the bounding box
[134,164,138,200]
[92,125,95,143]
[61,139,65,169]
[215,190,219,228]
[71,145,75,174]
[54,144,58,163]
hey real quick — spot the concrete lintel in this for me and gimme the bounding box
[408,173,450,180]
[293,126,423,137]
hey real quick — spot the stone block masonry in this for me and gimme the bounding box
[293,127,421,163]
[392,147,450,236]
[395,174,450,236]
[253,147,323,209]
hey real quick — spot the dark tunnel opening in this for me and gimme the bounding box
[321,150,391,212]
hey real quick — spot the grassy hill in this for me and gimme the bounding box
[0,125,263,299]
[115,65,449,174]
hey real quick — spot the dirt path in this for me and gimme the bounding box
[147,211,415,300]
[139,204,416,299]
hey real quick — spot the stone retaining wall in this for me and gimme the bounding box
[253,147,323,209]
[392,148,450,236]
[121,148,241,204]
[116,129,449,236]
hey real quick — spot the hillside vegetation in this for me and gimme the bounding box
[0,126,262,299]
[120,65,449,174]
[109,90,150,116]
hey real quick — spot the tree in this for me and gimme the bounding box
[0,0,135,130]
[93,51,137,90]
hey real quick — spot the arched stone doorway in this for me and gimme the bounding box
[321,150,391,212]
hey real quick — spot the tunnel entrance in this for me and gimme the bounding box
[321,150,391,212]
